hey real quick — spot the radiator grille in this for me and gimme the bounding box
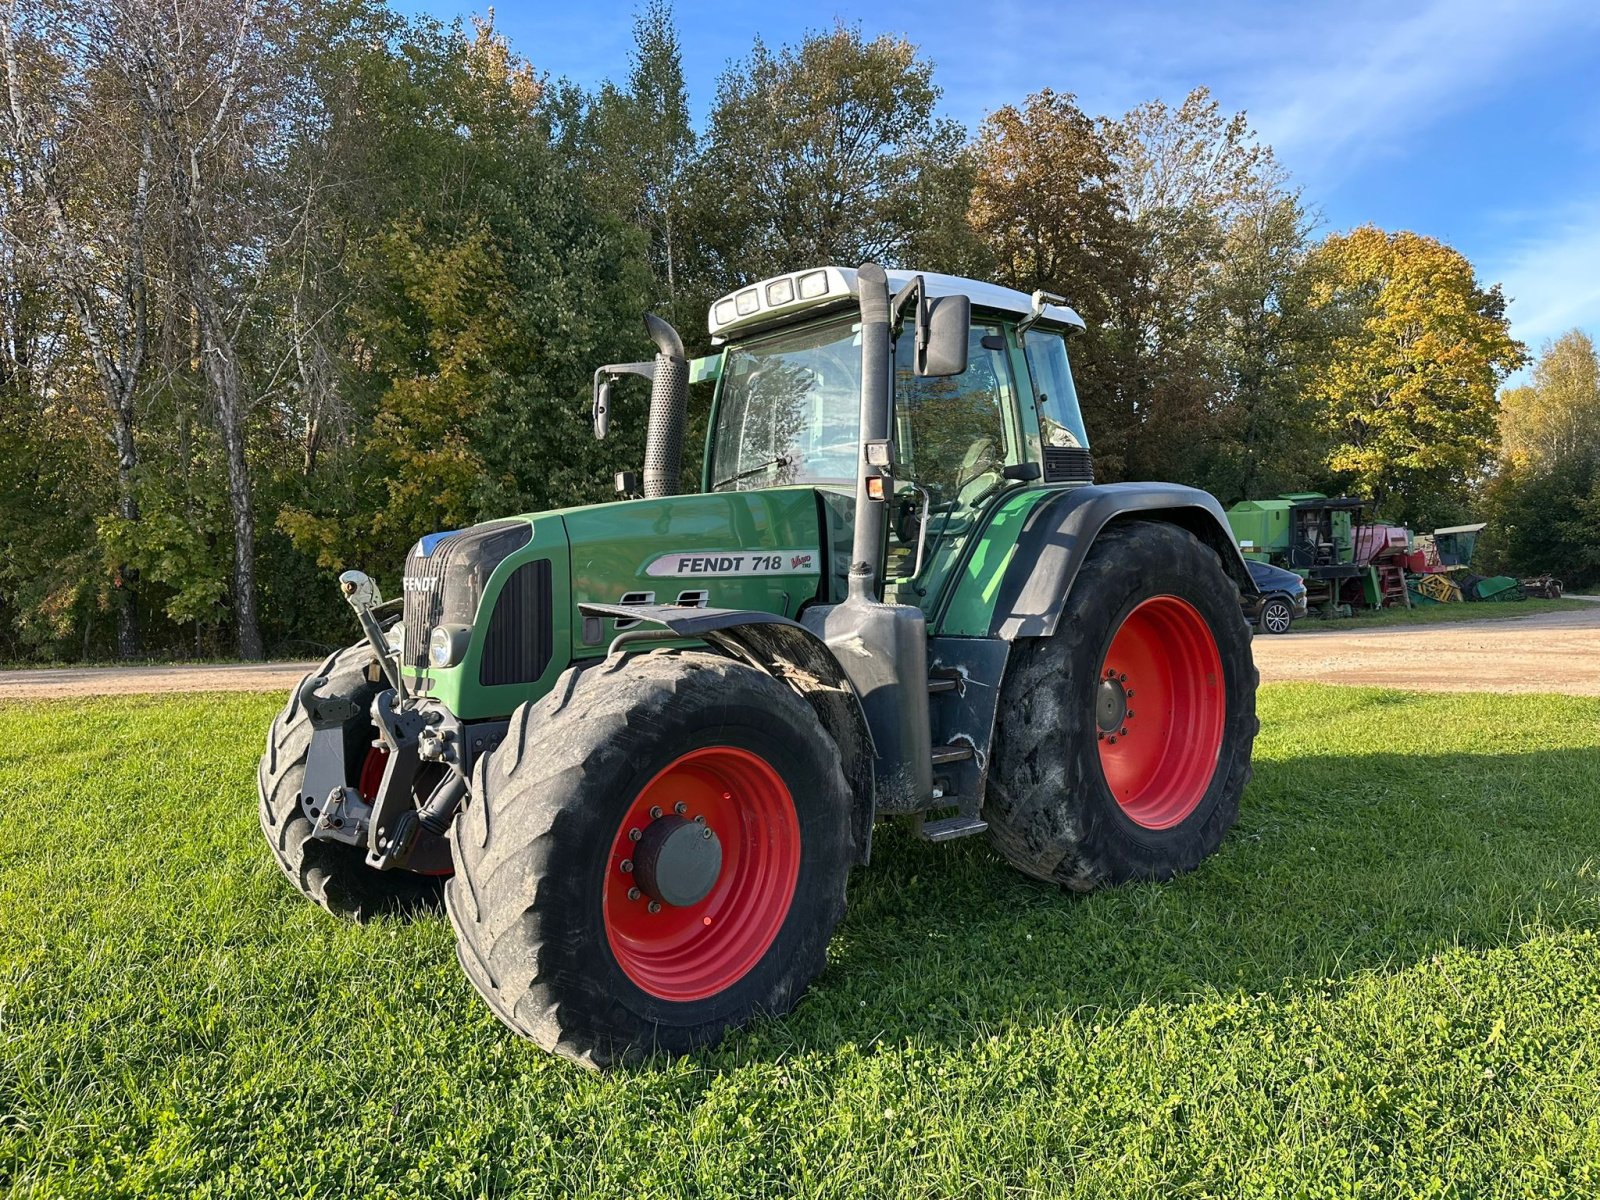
[480,560,554,686]
[1042,446,1094,485]
[400,521,531,670]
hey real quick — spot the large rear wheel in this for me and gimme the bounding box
[986,520,1257,890]
[445,651,852,1068]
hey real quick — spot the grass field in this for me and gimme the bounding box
[1294,595,1592,632]
[3,685,1600,1198]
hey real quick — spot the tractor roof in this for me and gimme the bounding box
[708,266,1087,342]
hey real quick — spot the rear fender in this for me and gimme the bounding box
[577,603,877,862]
[977,483,1255,639]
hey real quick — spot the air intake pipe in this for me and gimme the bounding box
[642,313,688,499]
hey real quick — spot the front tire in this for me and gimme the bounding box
[257,644,444,920]
[445,651,853,1068]
[986,520,1258,890]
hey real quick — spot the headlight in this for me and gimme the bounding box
[428,624,470,669]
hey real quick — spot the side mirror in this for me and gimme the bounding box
[593,377,613,440]
[917,294,970,377]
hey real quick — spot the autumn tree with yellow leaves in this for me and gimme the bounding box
[1308,226,1525,528]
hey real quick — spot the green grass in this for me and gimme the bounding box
[1297,595,1592,631]
[3,687,1600,1198]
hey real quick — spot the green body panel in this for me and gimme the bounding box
[932,486,1062,636]
[404,514,570,720]
[560,487,826,660]
[404,489,826,720]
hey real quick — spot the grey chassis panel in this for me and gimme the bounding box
[987,482,1256,640]
[578,603,878,862]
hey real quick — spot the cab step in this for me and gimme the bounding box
[930,742,974,766]
[915,814,989,842]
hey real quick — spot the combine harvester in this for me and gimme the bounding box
[1225,495,1550,616]
[258,264,1261,1066]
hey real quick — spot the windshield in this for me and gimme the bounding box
[709,319,861,491]
[1023,332,1089,449]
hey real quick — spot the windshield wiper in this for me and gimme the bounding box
[712,455,790,490]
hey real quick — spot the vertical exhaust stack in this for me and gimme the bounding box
[848,263,894,603]
[642,313,688,499]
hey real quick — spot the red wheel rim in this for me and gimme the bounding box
[603,746,800,1002]
[1095,595,1226,829]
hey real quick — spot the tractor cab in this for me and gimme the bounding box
[698,267,1092,613]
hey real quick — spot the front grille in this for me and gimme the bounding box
[480,560,554,686]
[400,521,532,670]
[1042,446,1094,485]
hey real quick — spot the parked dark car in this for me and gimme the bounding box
[1242,559,1308,635]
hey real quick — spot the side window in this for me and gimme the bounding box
[1022,332,1089,449]
[893,322,1012,507]
[887,321,1016,606]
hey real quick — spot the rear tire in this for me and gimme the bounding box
[257,643,443,920]
[986,520,1257,890]
[445,651,853,1068]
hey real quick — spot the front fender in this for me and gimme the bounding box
[577,603,878,862]
[939,483,1254,640]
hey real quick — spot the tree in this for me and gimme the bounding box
[581,2,694,320]
[1,0,155,657]
[690,25,960,294]
[966,89,1136,474]
[1499,330,1600,471]
[1308,226,1525,528]
[1484,330,1600,587]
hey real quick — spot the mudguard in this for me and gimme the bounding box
[576,603,878,861]
[968,482,1254,639]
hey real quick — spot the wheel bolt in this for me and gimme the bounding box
[1119,726,1128,736]
[1127,710,1135,719]
[649,805,663,819]
[627,887,641,901]
[1108,735,1117,744]
[1118,673,1127,683]
[648,901,661,914]
[702,828,713,840]
[628,828,641,842]
[620,859,633,873]
[1097,730,1105,740]
[1126,690,1135,699]
[694,814,706,825]
[674,802,688,815]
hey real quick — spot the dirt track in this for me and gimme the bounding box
[3,602,1599,699]
[1247,600,1600,696]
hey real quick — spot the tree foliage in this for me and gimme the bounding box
[0,2,1576,661]
[1308,227,1525,528]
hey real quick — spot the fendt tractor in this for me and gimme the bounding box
[259,263,1259,1067]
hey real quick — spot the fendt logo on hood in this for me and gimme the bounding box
[644,550,818,578]
[401,575,437,592]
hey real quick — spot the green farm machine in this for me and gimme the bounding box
[259,264,1259,1066]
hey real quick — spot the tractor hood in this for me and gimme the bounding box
[400,487,839,720]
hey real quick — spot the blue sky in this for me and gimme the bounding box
[397,0,1600,364]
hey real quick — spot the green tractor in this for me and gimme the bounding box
[259,263,1259,1067]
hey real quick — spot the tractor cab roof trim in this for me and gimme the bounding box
[708,266,1086,342]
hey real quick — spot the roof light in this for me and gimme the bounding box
[765,277,795,306]
[713,299,736,326]
[735,288,759,316]
[797,270,829,299]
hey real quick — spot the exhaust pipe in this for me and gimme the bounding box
[849,263,893,602]
[642,313,688,499]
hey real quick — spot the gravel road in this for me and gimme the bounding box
[4,601,1598,699]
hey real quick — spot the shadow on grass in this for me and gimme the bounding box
[764,744,1600,1055]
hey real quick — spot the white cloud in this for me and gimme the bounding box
[1485,200,1600,355]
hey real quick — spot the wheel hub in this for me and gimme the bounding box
[1096,673,1128,734]
[633,814,723,907]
